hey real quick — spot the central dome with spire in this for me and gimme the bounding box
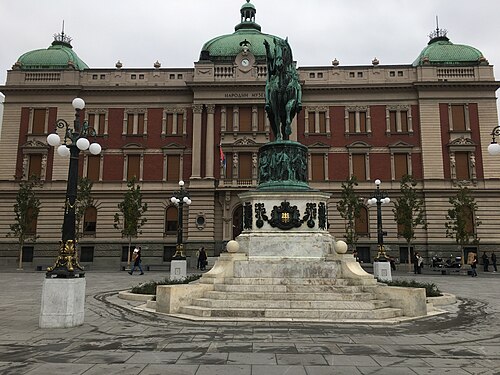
[199,0,285,63]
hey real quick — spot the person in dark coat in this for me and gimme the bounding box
[198,247,208,271]
[491,252,497,272]
[482,252,489,272]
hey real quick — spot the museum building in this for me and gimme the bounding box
[0,0,499,269]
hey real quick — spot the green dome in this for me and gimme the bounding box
[199,0,285,62]
[14,33,89,71]
[413,30,486,66]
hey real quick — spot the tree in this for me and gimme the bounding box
[445,187,481,263]
[114,178,148,266]
[392,174,427,271]
[75,177,95,243]
[7,177,41,270]
[336,176,362,252]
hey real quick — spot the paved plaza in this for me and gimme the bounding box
[1,266,499,375]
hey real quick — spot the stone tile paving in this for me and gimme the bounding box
[0,269,500,374]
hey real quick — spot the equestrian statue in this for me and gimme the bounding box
[264,37,302,141]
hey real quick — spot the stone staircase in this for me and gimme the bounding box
[171,276,404,322]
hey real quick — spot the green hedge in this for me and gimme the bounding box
[380,279,442,297]
[131,274,202,295]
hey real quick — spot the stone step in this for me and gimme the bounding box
[218,277,376,286]
[203,290,374,301]
[213,283,369,293]
[178,305,403,320]
[191,297,391,310]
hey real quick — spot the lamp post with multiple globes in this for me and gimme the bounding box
[45,98,101,278]
[170,180,192,259]
[367,179,391,261]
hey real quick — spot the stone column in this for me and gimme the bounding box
[205,104,215,179]
[191,104,203,179]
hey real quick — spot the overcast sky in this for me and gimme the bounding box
[1,0,500,94]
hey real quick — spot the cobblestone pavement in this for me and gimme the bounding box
[1,267,499,375]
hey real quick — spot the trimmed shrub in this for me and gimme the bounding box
[131,274,202,295]
[379,279,442,297]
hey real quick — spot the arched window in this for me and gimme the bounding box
[83,207,97,234]
[165,206,178,235]
[355,206,369,236]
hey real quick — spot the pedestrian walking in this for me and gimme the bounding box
[198,247,207,271]
[129,246,144,275]
[482,252,489,272]
[471,254,478,277]
[492,252,497,272]
[413,252,422,274]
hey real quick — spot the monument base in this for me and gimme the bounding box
[170,259,187,280]
[373,261,392,282]
[39,277,85,328]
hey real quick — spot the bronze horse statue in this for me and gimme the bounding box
[264,37,302,141]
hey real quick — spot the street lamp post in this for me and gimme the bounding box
[45,98,101,278]
[170,180,192,259]
[487,125,500,155]
[368,179,391,261]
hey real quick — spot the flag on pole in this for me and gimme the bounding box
[219,141,226,169]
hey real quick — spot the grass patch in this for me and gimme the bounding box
[130,274,202,295]
[379,279,442,297]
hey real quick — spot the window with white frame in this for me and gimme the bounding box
[86,110,108,135]
[305,107,330,136]
[123,110,147,136]
[345,106,370,134]
[386,105,412,134]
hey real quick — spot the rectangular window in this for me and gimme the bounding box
[137,113,145,134]
[389,111,397,133]
[238,153,252,179]
[22,246,34,263]
[394,153,408,180]
[87,155,100,182]
[28,154,42,179]
[257,107,266,131]
[308,112,316,133]
[122,246,131,262]
[359,112,367,132]
[127,113,134,134]
[352,154,366,181]
[400,111,408,132]
[32,109,46,134]
[166,113,174,135]
[80,246,94,262]
[166,155,180,182]
[163,246,177,262]
[225,152,233,178]
[127,155,141,181]
[451,105,466,131]
[26,207,37,235]
[83,207,97,234]
[311,154,325,181]
[348,112,356,133]
[239,107,252,131]
[455,152,470,180]
[319,112,326,133]
[165,207,178,233]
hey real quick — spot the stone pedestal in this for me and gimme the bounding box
[39,277,85,328]
[373,261,392,282]
[170,259,187,280]
[238,190,331,259]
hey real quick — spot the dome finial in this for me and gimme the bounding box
[428,15,448,42]
[53,20,72,47]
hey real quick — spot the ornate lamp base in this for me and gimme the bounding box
[172,244,186,260]
[46,240,85,278]
[374,245,390,262]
